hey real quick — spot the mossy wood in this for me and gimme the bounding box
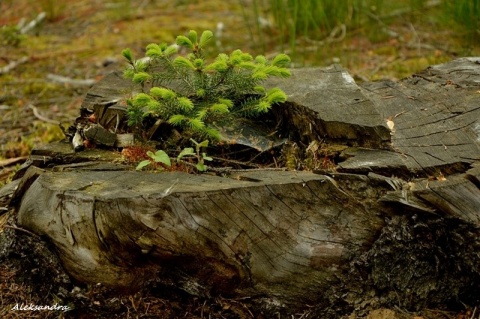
[6,58,480,312]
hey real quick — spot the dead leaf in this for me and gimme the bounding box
[386,119,395,132]
[437,172,447,181]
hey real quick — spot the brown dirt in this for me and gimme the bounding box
[1,0,479,318]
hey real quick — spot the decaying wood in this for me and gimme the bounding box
[46,73,96,88]
[5,58,480,314]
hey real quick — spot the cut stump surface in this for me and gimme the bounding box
[4,58,480,314]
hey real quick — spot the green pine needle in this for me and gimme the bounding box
[189,118,205,130]
[177,97,194,111]
[199,30,213,48]
[173,56,195,70]
[188,30,198,44]
[145,44,163,58]
[121,48,133,62]
[168,114,187,125]
[272,53,291,67]
[133,93,151,107]
[266,88,288,104]
[122,29,290,149]
[150,87,176,100]
[176,35,194,49]
[133,72,152,84]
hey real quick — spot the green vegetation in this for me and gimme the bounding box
[1,0,479,174]
[123,29,290,172]
[122,29,290,141]
[241,0,479,64]
[33,0,67,21]
[241,0,389,56]
[136,139,212,172]
[444,0,480,41]
[136,149,171,171]
[0,25,26,47]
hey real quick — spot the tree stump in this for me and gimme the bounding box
[4,57,480,315]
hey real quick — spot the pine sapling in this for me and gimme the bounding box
[122,29,291,142]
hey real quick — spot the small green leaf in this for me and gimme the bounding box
[196,162,207,171]
[146,150,155,158]
[202,153,213,161]
[177,147,195,161]
[197,139,209,148]
[136,160,151,170]
[150,150,171,166]
[199,30,213,48]
[176,35,194,49]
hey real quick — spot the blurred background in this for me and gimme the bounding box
[1,0,479,184]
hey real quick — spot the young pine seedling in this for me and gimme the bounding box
[122,29,290,142]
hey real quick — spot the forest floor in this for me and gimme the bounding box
[0,0,479,318]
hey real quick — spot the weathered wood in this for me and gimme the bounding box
[360,57,480,174]
[5,58,480,314]
[15,165,386,302]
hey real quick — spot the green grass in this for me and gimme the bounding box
[242,0,479,65]
[444,0,480,41]
[241,0,388,57]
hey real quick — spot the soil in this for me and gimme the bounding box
[1,0,479,318]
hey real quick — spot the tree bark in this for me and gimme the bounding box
[6,57,480,313]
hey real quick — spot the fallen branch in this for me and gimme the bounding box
[0,157,28,168]
[18,12,47,34]
[4,224,40,238]
[0,56,29,75]
[46,74,96,87]
[27,104,60,125]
